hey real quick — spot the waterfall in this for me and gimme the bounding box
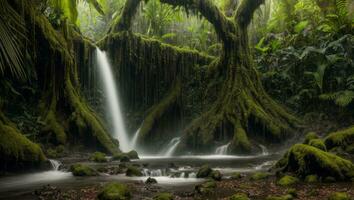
[96,48,130,152]
[162,137,181,157]
[49,159,61,171]
[130,127,140,150]
[259,144,269,155]
[215,143,230,155]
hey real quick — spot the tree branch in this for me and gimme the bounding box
[235,0,265,27]
[111,0,141,32]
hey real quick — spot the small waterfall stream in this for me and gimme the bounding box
[215,143,230,155]
[259,144,269,155]
[96,48,130,152]
[130,128,140,150]
[48,159,61,171]
[162,137,181,157]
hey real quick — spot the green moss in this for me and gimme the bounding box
[328,192,350,200]
[90,152,107,163]
[231,172,242,179]
[113,151,139,161]
[304,132,319,144]
[210,170,222,181]
[229,193,250,200]
[125,166,142,177]
[153,193,173,200]
[265,194,293,200]
[97,183,131,200]
[275,144,354,180]
[70,164,98,176]
[0,119,46,171]
[196,165,213,178]
[287,188,297,198]
[250,172,271,180]
[195,180,217,195]
[230,122,251,153]
[277,175,299,186]
[325,127,354,152]
[126,150,139,159]
[308,139,327,151]
[305,175,318,183]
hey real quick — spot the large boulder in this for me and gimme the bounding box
[97,183,131,200]
[70,164,98,176]
[153,193,173,200]
[325,127,354,153]
[196,165,213,178]
[125,166,143,177]
[275,144,354,180]
[90,152,108,163]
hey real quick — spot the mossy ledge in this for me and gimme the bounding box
[324,126,354,152]
[275,144,354,180]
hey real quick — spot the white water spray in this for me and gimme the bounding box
[215,143,230,155]
[259,144,269,155]
[130,127,140,150]
[162,137,181,157]
[96,48,130,152]
[49,159,61,171]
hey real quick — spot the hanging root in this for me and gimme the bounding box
[138,79,181,143]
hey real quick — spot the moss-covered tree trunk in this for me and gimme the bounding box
[109,0,299,154]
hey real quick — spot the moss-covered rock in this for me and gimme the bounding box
[112,151,138,162]
[277,175,299,186]
[70,164,98,176]
[305,175,318,183]
[328,192,350,200]
[229,193,250,200]
[210,170,223,181]
[250,172,271,180]
[126,150,139,159]
[0,120,46,171]
[46,145,66,158]
[97,183,131,200]
[195,180,217,195]
[287,188,297,198]
[325,127,354,153]
[125,166,142,177]
[145,177,158,184]
[308,139,327,151]
[153,193,173,200]
[196,165,213,178]
[304,132,319,144]
[275,144,354,180]
[230,172,242,179]
[90,152,107,163]
[266,194,293,200]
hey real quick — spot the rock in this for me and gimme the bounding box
[287,188,297,198]
[324,127,354,152]
[229,193,250,200]
[70,164,98,176]
[277,175,299,186]
[266,194,293,200]
[97,183,131,200]
[195,180,217,195]
[210,170,222,181]
[145,177,158,184]
[153,193,173,200]
[308,139,327,151]
[230,172,242,179]
[275,144,354,180]
[90,152,107,163]
[126,150,139,159]
[324,176,336,183]
[250,172,270,180]
[125,166,142,177]
[196,165,213,178]
[120,155,130,162]
[304,132,319,144]
[305,175,318,183]
[328,192,350,200]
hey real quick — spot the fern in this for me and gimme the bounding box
[320,90,354,107]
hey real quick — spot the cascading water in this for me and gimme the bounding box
[259,144,269,155]
[215,143,230,155]
[130,127,140,150]
[96,48,130,152]
[49,159,61,171]
[162,137,181,157]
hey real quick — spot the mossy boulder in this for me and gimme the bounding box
[328,192,350,200]
[229,193,250,200]
[97,183,131,200]
[195,180,217,195]
[277,175,299,186]
[90,152,107,163]
[250,172,271,180]
[230,172,242,179]
[210,170,223,181]
[275,144,354,180]
[196,165,213,178]
[125,166,142,177]
[305,175,318,183]
[153,193,173,200]
[308,139,327,151]
[145,177,158,184]
[304,132,319,144]
[112,151,139,162]
[325,127,354,153]
[266,194,293,200]
[70,164,98,176]
[126,150,139,159]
